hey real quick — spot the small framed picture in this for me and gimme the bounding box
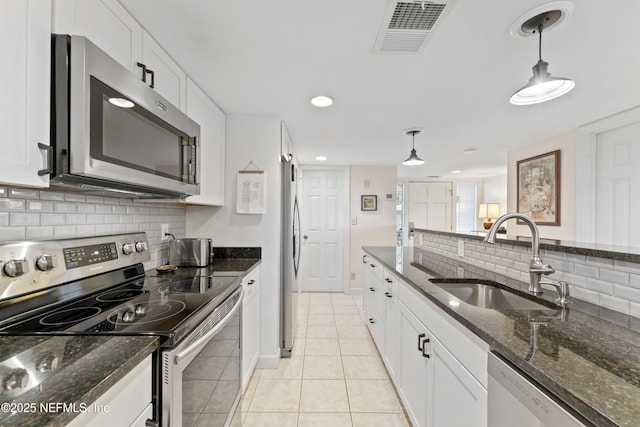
[361,195,377,211]
[516,150,561,225]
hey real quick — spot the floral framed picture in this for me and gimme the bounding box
[361,195,377,211]
[517,150,561,225]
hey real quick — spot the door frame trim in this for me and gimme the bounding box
[575,106,640,242]
[299,165,350,294]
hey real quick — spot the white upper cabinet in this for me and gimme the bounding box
[184,78,225,206]
[141,32,186,110]
[52,0,143,72]
[0,0,51,188]
[53,0,186,111]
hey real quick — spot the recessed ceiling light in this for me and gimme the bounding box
[310,96,334,107]
[108,97,135,108]
[451,170,462,174]
[315,156,327,161]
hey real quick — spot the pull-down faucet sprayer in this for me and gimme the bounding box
[483,213,555,295]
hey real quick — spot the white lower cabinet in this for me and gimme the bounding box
[365,254,488,427]
[363,257,385,351]
[241,266,260,390]
[67,355,152,427]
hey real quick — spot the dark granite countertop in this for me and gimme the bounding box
[363,246,640,427]
[0,335,158,427]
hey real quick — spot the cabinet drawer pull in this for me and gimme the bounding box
[422,337,431,358]
[417,333,426,351]
[384,291,392,298]
[362,255,367,264]
[37,143,52,176]
[369,287,375,292]
[368,318,375,324]
[137,62,147,83]
[247,279,255,285]
[385,278,392,283]
[370,264,376,268]
[146,68,155,88]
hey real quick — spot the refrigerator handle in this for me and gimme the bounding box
[293,196,301,276]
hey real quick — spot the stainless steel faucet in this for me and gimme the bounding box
[483,213,556,296]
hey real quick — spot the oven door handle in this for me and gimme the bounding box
[174,287,244,365]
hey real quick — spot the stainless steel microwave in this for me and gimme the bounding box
[50,35,200,199]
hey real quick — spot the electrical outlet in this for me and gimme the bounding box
[161,224,169,240]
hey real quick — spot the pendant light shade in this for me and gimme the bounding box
[402,129,424,166]
[510,11,574,106]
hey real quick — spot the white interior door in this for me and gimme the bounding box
[595,122,640,246]
[408,182,453,232]
[300,169,345,292]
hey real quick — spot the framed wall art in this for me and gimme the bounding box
[361,195,377,211]
[516,150,561,225]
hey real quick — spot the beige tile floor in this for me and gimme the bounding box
[233,292,410,427]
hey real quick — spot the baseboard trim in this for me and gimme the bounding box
[256,354,280,369]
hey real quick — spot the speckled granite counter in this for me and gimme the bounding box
[0,335,158,427]
[363,246,640,427]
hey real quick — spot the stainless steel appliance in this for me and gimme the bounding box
[488,352,588,426]
[169,238,213,267]
[50,35,200,199]
[280,155,300,357]
[0,233,242,427]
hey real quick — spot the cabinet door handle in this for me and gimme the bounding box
[37,143,52,176]
[369,287,375,292]
[422,337,431,358]
[370,264,376,268]
[368,318,375,324]
[362,255,367,264]
[247,279,255,285]
[136,62,147,83]
[417,333,426,351]
[384,291,392,298]
[146,68,155,88]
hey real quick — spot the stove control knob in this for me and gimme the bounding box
[3,368,29,390]
[135,241,147,253]
[122,310,136,322]
[36,254,55,271]
[122,243,135,255]
[3,259,29,278]
[134,304,146,315]
[36,353,59,372]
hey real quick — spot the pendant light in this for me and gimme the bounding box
[510,10,574,106]
[402,129,424,166]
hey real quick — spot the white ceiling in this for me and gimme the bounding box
[119,0,640,179]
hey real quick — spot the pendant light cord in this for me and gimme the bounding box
[537,24,543,61]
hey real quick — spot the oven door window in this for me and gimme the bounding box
[181,310,241,426]
[89,76,196,183]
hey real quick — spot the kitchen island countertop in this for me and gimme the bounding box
[363,245,640,427]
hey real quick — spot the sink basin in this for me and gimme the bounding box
[429,280,553,311]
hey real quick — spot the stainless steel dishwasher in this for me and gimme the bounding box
[488,352,590,426]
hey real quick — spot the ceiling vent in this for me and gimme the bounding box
[373,0,456,54]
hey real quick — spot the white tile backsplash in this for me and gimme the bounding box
[0,186,186,268]
[416,230,640,318]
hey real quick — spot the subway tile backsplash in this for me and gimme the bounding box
[415,230,640,318]
[0,187,186,269]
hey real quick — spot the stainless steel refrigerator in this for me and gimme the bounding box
[280,155,300,357]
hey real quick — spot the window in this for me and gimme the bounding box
[456,183,477,233]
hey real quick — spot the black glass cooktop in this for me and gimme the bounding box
[0,272,241,347]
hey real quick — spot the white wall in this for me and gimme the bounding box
[349,166,397,291]
[507,129,576,240]
[186,114,282,366]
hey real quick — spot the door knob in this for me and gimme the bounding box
[303,235,308,239]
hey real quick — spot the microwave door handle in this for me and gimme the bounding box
[182,141,198,184]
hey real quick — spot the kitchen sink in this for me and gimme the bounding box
[429,279,554,311]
